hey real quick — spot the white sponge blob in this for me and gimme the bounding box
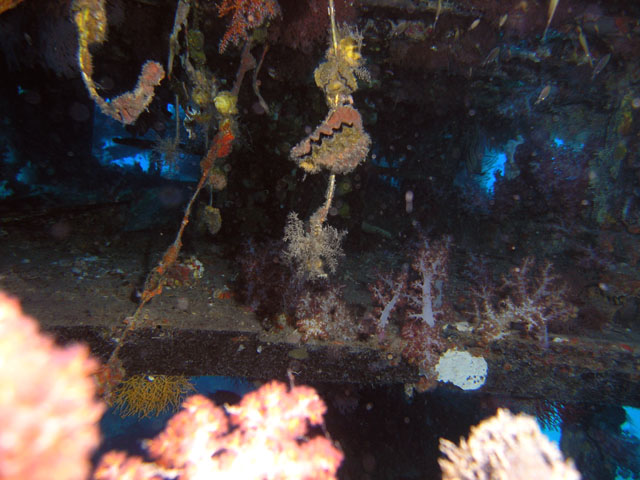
[436,349,487,390]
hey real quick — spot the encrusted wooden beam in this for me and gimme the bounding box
[46,325,640,407]
[46,326,417,384]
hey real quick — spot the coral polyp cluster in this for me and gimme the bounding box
[283,210,345,280]
[217,0,281,53]
[295,286,356,342]
[314,25,368,109]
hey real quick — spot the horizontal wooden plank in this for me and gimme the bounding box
[46,326,640,407]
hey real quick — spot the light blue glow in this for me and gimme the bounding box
[111,152,152,172]
[622,406,639,436]
[371,153,405,189]
[550,135,585,152]
[15,163,36,184]
[92,108,198,181]
[101,138,117,150]
[480,149,507,193]
[379,175,400,189]
[539,423,561,446]
[0,180,13,199]
[618,406,639,480]
[539,406,640,480]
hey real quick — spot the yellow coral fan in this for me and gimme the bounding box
[113,374,194,418]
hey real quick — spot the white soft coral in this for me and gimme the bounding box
[406,237,452,327]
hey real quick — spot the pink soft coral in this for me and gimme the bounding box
[95,381,343,480]
[0,292,104,480]
[472,257,578,345]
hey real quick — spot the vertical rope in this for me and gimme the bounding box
[329,0,338,54]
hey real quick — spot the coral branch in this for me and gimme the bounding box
[370,237,452,330]
[95,381,343,479]
[370,271,407,332]
[406,237,452,327]
[472,257,578,345]
[368,237,453,389]
[218,0,281,53]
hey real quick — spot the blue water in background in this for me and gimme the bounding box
[540,406,640,480]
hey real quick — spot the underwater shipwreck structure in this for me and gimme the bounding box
[1,0,640,452]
